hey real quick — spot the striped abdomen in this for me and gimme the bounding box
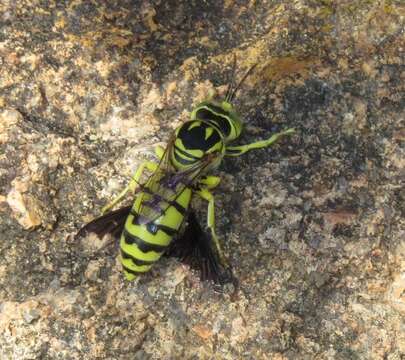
[120,187,192,280]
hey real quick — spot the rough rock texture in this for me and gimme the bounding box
[0,1,404,359]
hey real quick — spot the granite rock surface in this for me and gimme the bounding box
[0,1,404,359]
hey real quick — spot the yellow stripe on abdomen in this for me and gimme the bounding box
[120,187,193,280]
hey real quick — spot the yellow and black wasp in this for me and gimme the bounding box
[76,60,295,284]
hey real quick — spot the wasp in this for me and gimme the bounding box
[76,60,295,284]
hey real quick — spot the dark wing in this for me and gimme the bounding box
[166,210,236,285]
[75,205,132,240]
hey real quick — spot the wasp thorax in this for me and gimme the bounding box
[171,119,224,171]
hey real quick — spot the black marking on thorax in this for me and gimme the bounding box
[173,150,197,166]
[178,120,222,152]
[174,145,201,160]
[194,106,231,137]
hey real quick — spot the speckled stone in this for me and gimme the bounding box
[0,1,404,359]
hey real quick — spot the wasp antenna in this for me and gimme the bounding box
[225,54,238,102]
[229,63,258,102]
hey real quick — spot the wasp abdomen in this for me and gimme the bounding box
[119,187,192,280]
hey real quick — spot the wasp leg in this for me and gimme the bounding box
[101,161,158,214]
[207,88,216,100]
[198,175,220,189]
[154,145,165,159]
[195,187,228,267]
[225,128,295,156]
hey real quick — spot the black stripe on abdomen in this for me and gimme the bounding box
[122,264,146,276]
[155,224,177,236]
[123,229,167,253]
[120,249,155,266]
[168,200,186,216]
[144,222,178,236]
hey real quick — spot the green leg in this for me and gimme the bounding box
[101,161,158,214]
[154,145,165,159]
[225,128,295,156]
[207,88,216,100]
[102,145,164,214]
[198,175,221,190]
[195,187,228,267]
